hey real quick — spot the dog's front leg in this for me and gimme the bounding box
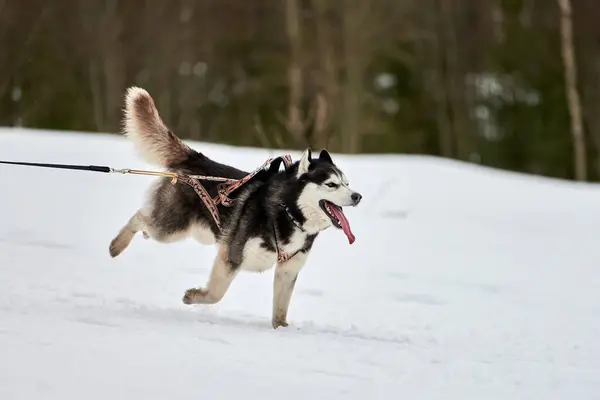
[183,245,238,305]
[272,253,307,329]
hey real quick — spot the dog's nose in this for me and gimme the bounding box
[351,192,362,205]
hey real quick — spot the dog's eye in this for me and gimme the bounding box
[326,182,338,188]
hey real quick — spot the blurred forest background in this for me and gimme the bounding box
[1,0,599,181]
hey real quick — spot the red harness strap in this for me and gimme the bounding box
[177,155,293,231]
[177,174,226,229]
[272,225,303,264]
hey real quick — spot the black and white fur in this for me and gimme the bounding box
[109,86,362,328]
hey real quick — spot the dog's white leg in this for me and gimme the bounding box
[182,245,238,305]
[109,211,146,257]
[272,253,307,329]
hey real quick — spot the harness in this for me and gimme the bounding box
[175,154,303,263]
[272,203,308,263]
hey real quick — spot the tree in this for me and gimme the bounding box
[285,0,306,145]
[557,0,587,181]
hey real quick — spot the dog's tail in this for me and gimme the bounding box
[123,86,194,168]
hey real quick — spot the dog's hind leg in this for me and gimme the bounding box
[109,211,146,258]
[271,253,307,329]
[182,245,239,305]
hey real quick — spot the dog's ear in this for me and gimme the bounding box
[319,149,333,164]
[267,157,283,174]
[297,148,312,178]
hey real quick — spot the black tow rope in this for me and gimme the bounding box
[0,160,112,173]
[0,160,185,182]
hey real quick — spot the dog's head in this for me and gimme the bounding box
[293,148,362,244]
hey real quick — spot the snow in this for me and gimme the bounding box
[1,127,600,399]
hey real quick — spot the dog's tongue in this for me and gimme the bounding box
[329,204,355,244]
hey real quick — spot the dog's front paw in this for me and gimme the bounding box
[182,288,209,304]
[271,318,289,329]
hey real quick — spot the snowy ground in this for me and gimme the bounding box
[1,127,600,399]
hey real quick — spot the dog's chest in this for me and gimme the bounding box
[280,230,308,255]
[240,231,307,272]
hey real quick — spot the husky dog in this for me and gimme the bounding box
[109,87,362,328]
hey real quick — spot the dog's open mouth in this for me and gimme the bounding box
[319,200,355,244]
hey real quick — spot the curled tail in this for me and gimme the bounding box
[123,86,194,168]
